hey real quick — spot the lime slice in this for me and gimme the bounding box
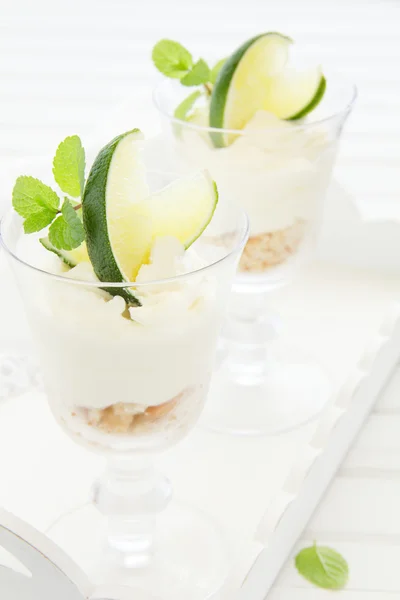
[40,237,89,268]
[83,130,218,305]
[210,32,326,146]
[210,32,292,146]
[139,170,218,248]
[82,129,152,306]
[266,67,326,120]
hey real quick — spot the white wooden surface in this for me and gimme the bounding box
[0,0,399,598]
[270,365,400,599]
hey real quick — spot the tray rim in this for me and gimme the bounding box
[238,302,400,600]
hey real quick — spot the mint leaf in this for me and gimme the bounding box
[174,90,202,121]
[53,135,85,197]
[69,199,83,219]
[152,39,193,78]
[23,196,58,233]
[181,59,210,86]
[12,176,60,218]
[295,544,349,590]
[48,199,85,250]
[210,58,226,84]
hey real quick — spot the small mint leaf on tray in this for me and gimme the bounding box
[295,543,349,590]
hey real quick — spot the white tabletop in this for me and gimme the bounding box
[0,0,399,597]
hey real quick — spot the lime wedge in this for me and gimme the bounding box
[40,237,89,268]
[210,32,292,146]
[82,130,218,305]
[139,171,218,249]
[266,68,326,120]
[210,32,326,146]
[82,129,152,305]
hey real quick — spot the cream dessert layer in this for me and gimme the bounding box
[172,110,335,271]
[176,110,334,235]
[18,235,219,438]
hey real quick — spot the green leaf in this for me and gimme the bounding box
[152,39,193,78]
[181,59,210,86]
[295,544,349,590]
[210,58,226,84]
[48,198,85,250]
[53,135,85,197]
[23,196,58,233]
[69,198,83,219]
[174,90,202,121]
[12,176,60,218]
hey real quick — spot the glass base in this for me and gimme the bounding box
[47,501,231,600]
[202,343,332,436]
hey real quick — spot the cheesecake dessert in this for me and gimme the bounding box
[8,129,235,451]
[153,32,336,276]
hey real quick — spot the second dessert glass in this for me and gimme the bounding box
[0,172,249,600]
[153,75,357,435]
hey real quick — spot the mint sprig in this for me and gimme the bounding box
[181,59,210,87]
[53,135,85,198]
[295,543,349,590]
[23,197,59,234]
[12,135,86,252]
[13,176,60,218]
[48,199,85,251]
[152,39,225,122]
[152,39,193,79]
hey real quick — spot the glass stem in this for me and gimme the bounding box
[93,454,172,568]
[221,288,280,384]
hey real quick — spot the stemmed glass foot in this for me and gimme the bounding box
[202,339,332,436]
[201,290,332,436]
[47,458,231,600]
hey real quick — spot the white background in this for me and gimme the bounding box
[0,0,399,219]
[0,0,400,598]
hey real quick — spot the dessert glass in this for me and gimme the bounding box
[153,75,357,435]
[0,172,249,600]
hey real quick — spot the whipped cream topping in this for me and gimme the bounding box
[129,237,209,327]
[173,110,336,235]
[20,235,219,411]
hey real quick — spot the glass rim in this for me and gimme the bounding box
[152,75,358,135]
[0,209,250,289]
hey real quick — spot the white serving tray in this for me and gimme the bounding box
[0,181,399,600]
